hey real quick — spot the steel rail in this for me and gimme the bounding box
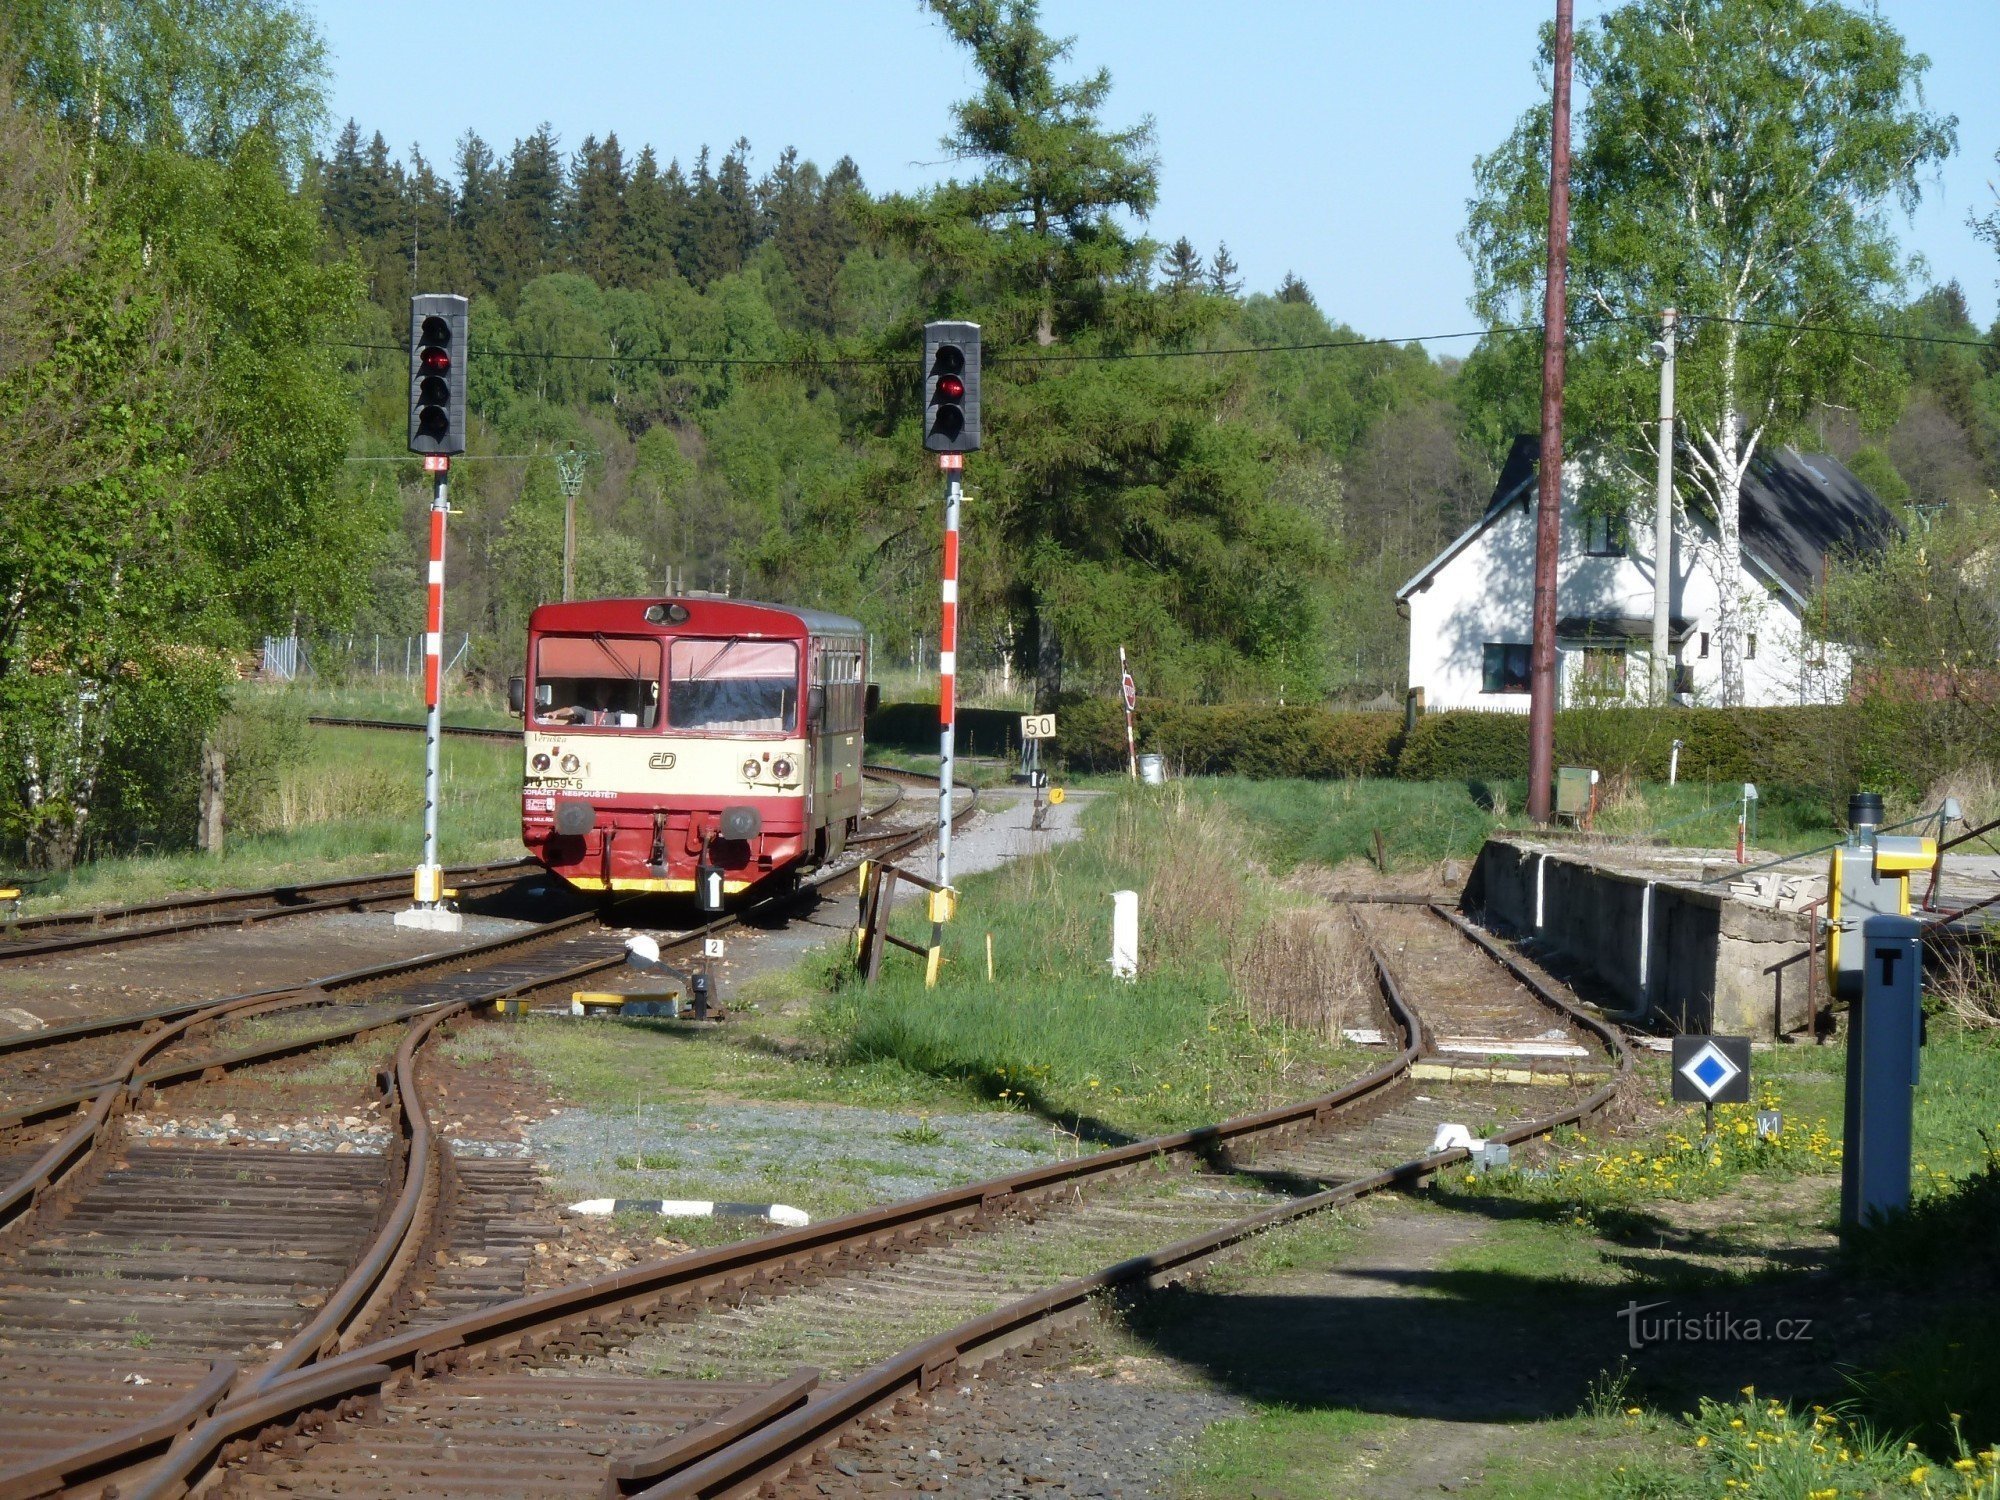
[0,905,609,1242]
[0,767,956,1224]
[0,1358,238,1500]
[645,904,1633,1499]
[0,858,534,965]
[6,767,971,1497]
[125,906,1407,1498]
[307,713,522,741]
[238,1002,467,1393]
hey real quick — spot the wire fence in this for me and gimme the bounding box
[260,633,473,683]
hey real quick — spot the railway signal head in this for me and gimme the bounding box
[408,293,469,456]
[922,320,981,454]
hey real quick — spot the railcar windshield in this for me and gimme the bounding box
[667,638,799,733]
[533,634,662,728]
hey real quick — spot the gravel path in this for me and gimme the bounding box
[527,1098,1082,1211]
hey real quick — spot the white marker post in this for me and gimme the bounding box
[1110,889,1138,980]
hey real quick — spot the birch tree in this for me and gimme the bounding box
[1464,0,1953,703]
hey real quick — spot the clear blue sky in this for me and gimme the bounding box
[307,1,2000,343]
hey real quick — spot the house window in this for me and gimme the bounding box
[1698,632,1710,659]
[1582,511,1627,556]
[1746,633,1757,661]
[1578,647,1627,695]
[1482,643,1532,694]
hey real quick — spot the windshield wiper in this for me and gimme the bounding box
[593,632,644,681]
[688,640,745,682]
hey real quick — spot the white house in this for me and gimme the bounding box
[1396,436,1899,710]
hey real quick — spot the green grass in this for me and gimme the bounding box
[18,717,522,915]
[1204,775,1844,874]
[813,783,1371,1138]
[265,676,519,730]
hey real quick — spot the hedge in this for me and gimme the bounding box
[867,697,1985,800]
[1397,703,1975,801]
[1053,697,1402,779]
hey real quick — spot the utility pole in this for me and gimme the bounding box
[556,444,586,602]
[1650,309,1678,703]
[1527,0,1574,826]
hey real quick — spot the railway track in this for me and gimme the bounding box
[0,859,536,967]
[0,767,974,1497]
[2,897,1627,1499]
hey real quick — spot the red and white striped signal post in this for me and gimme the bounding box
[398,455,460,929]
[1120,648,1136,780]
[937,452,963,889]
[399,294,467,932]
[922,320,979,895]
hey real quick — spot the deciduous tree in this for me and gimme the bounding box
[1466,0,1955,703]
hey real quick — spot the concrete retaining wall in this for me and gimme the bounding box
[1468,838,1816,1037]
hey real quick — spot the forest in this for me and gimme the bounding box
[3,0,2000,863]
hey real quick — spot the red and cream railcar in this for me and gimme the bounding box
[512,597,871,899]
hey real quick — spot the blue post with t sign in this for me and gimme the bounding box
[1842,913,1923,1230]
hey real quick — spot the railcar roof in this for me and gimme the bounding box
[528,597,865,637]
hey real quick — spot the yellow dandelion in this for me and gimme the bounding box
[1907,1466,1929,1485]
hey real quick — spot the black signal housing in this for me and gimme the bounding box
[408,294,468,456]
[922,320,981,454]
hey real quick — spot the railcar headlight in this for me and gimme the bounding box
[771,757,796,781]
[532,753,551,771]
[742,758,762,780]
[560,753,581,774]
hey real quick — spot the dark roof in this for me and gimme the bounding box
[1454,436,1899,603]
[1736,449,1902,601]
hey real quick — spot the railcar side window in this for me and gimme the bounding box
[534,636,662,728]
[668,639,799,733]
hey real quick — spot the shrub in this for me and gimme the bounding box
[1395,710,1530,780]
[1398,703,1966,812]
[1052,697,1402,779]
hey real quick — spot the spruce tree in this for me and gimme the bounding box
[622,145,683,285]
[453,131,502,293]
[1207,240,1241,296]
[497,123,564,297]
[569,132,629,286]
[1276,270,1315,306]
[1162,235,1202,293]
[872,0,1157,346]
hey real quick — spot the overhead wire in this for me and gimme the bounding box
[328,305,1996,379]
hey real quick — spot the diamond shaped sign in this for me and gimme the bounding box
[1671,1035,1752,1105]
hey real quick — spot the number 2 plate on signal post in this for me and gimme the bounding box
[1019,713,1056,740]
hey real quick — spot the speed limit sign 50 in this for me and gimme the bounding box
[1019,713,1057,740]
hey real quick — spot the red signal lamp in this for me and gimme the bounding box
[420,347,450,373]
[936,374,965,400]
